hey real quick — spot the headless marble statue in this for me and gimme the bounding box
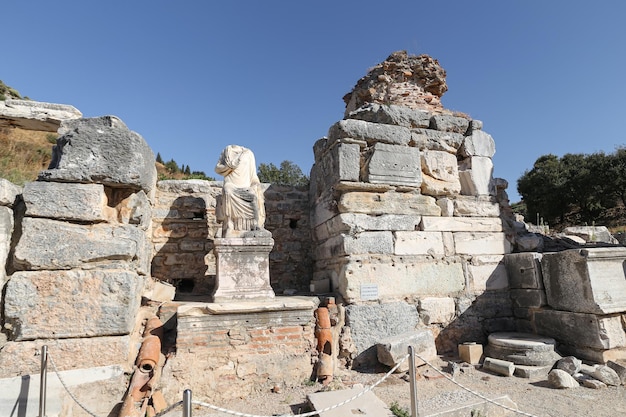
[215,145,267,238]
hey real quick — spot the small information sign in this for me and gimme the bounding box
[360,283,379,300]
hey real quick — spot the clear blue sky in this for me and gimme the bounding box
[4,1,625,203]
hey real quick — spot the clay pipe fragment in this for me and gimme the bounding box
[136,334,161,374]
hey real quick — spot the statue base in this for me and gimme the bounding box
[211,236,275,302]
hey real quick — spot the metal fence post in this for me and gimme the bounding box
[408,345,419,417]
[183,389,192,417]
[39,345,48,417]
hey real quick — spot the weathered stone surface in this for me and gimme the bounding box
[322,213,422,237]
[510,289,547,308]
[328,119,411,146]
[548,369,579,388]
[607,360,626,385]
[394,231,444,256]
[418,297,456,325]
[212,237,275,302]
[0,206,13,286]
[14,217,147,272]
[485,332,560,366]
[347,103,431,128]
[459,130,496,158]
[459,156,493,196]
[541,247,626,314]
[365,142,421,186]
[0,178,22,207]
[22,181,109,222]
[580,364,621,386]
[468,258,509,292]
[313,141,361,192]
[338,258,465,302]
[577,375,607,389]
[421,216,503,232]
[563,226,619,244]
[504,253,544,289]
[429,114,470,134]
[0,99,82,131]
[454,232,511,255]
[38,116,157,194]
[316,232,394,260]
[377,329,437,371]
[420,150,460,196]
[345,302,419,356]
[343,51,447,114]
[411,128,464,153]
[453,197,500,217]
[338,191,440,216]
[4,270,143,340]
[0,336,132,378]
[157,179,221,194]
[533,310,626,350]
[117,190,152,230]
[558,345,626,364]
[553,356,582,375]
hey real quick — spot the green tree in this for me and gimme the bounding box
[258,160,309,186]
[164,158,179,173]
[155,152,164,164]
[606,147,626,206]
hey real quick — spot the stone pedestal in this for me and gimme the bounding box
[212,236,275,302]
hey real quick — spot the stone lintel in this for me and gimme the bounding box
[178,296,319,316]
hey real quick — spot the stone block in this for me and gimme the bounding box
[557,345,626,364]
[542,247,626,314]
[212,237,275,302]
[468,261,509,292]
[345,302,419,355]
[419,297,456,324]
[420,150,461,196]
[38,116,157,194]
[429,114,470,134]
[458,130,496,158]
[316,141,361,185]
[0,206,13,286]
[315,231,394,260]
[4,270,143,340]
[453,196,500,217]
[514,364,551,379]
[364,142,421,186]
[563,226,619,244]
[459,156,493,196]
[533,310,626,350]
[347,103,431,128]
[458,342,483,364]
[22,181,109,222]
[377,329,437,371]
[510,289,547,309]
[0,178,22,207]
[421,216,503,232]
[338,191,440,216]
[411,128,464,153]
[454,232,511,255]
[607,360,626,385]
[13,217,147,272]
[394,231,444,256]
[338,258,465,303]
[485,332,560,366]
[326,213,422,234]
[504,252,544,289]
[328,119,411,146]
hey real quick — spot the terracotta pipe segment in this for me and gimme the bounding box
[118,395,141,417]
[129,369,152,401]
[143,317,164,339]
[315,307,331,330]
[317,352,334,384]
[136,334,161,374]
[316,328,332,353]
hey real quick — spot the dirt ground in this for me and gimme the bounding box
[188,356,626,417]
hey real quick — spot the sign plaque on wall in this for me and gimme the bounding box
[360,283,379,300]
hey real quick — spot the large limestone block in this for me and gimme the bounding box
[338,191,440,216]
[468,257,509,292]
[541,247,626,314]
[325,213,422,236]
[533,310,626,350]
[364,142,421,187]
[315,232,394,260]
[459,130,496,158]
[418,297,456,325]
[454,232,511,255]
[38,116,157,194]
[0,206,13,286]
[394,231,444,256]
[315,141,361,186]
[421,216,503,232]
[0,336,132,378]
[563,226,619,244]
[347,103,431,128]
[420,150,461,196]
[0,178,22,207]
[459,156,494,196]
[429,114,470,134]
[377,330,437,371]
[328,119,411,146]
[22,181,109,222]
[411,128,464,153]
[453,196,500,217]
[504,252,544,289]
[4,270,143,340]
[338,258,465,302]
[14,217,147,273]
[345,302,419,354]
[0,99,82,131]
